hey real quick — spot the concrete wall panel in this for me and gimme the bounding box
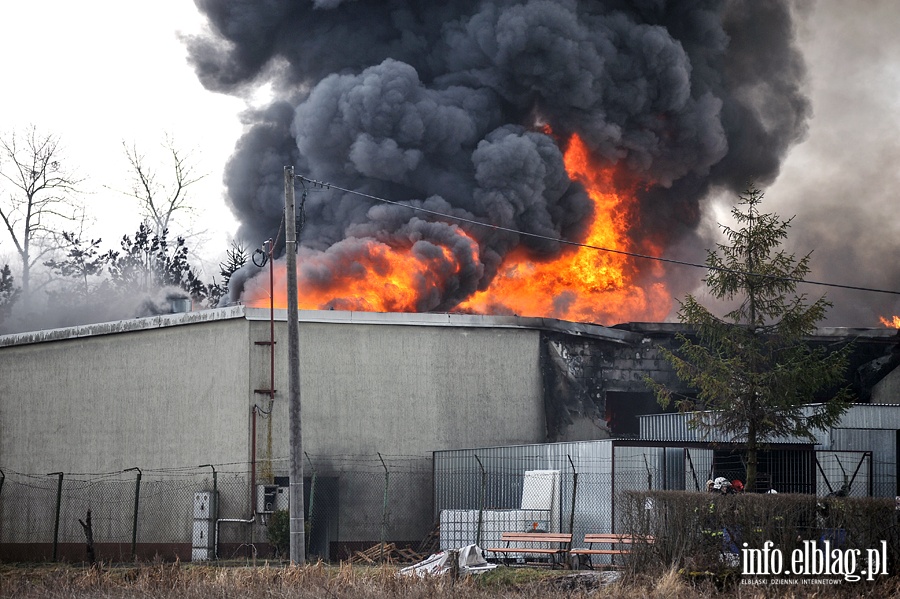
[253,321,545,468]
[0,317,251,474]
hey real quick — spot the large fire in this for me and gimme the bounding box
[242,133,671,324]
[456,134,670,322]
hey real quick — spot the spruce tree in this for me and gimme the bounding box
[0,264,20,326]
[648,185,852,491]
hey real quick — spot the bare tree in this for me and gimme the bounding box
[0,126,83,295]
[121,135,206,236]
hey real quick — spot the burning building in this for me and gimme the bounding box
[0,306,896,561]
[0,307,666,560]
[3,0,899,562]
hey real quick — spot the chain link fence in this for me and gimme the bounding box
[0,466,250,563]
[297,454,434,562]
[0,454,435,564]
[1,446,888,564]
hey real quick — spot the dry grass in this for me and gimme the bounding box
[1,562,899,599]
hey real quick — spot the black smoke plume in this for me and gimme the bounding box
[188,0,810,319]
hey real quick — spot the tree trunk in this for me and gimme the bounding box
[746,422,758,493]
[78,510,96,566]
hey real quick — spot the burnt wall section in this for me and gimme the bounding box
[848,335,900,403]
[540,335,608,442]
[540,324,900,444]
[541,329,686,442]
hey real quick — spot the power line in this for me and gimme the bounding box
[295,175,900,298]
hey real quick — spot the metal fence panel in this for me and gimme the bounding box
[831,428,895,497]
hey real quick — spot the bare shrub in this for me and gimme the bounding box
[619,490,900,582]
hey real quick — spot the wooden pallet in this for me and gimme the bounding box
[347,522,441,565]
[348,542,425,564]
[417,521,440,556]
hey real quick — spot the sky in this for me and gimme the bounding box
[0,1,898,325]
[0,1,246,276]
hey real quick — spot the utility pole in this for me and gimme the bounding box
[284,166,305,565]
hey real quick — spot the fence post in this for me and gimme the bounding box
[124,468,142,561]
[685,448,701,491]
[642,454,653,491]
[198,465,218,514]
[474,455,485,547]
[867,451,873,497]
[567,455,578,535]
[378,453,389,563]
[47,472,64,562]
[0,469,5,541]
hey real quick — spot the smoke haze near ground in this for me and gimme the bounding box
[765,0,900,326]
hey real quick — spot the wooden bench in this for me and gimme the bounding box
[569,534,655,569]
[485,532,573,568]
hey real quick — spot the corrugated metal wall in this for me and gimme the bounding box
[638,406,899,496]
[836,405,900,429]
[638,406,830,446]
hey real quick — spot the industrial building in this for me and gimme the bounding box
[0,306,651,561]
[0,306,896,561]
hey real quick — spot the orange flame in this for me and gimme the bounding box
[242,132,671,324]
[242,228,478,312]
[456,133,670,323]
[880,315,900,328]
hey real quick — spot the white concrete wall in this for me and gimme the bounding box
[0,308,549,551]
[0,314,252,474]
[248,317,547,545]
[252,320,546,468]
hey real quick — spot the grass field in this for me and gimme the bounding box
[1,561,899,598]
